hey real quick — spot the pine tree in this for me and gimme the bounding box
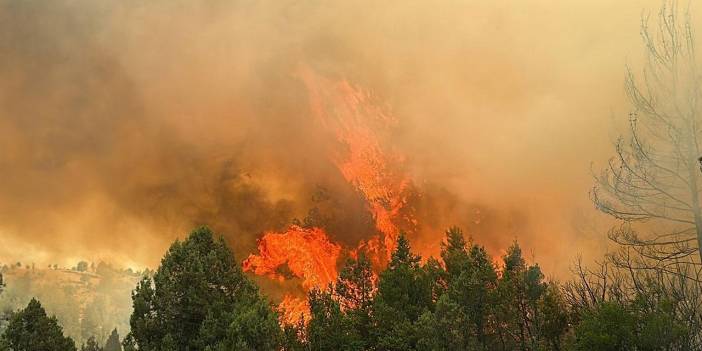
[3,298,77,351]
[416,294,468,350]
[334,253,374,347]
[126,226,280,350]
[103,329,121,351]
[306,289,361,350]
[372,234,434,350]
[441,227,470,280]
[495,242,546,351]
[442,229,498,349]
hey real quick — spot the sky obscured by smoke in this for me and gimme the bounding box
[0,0,684,275]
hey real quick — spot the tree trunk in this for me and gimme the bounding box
[688,155,702,263]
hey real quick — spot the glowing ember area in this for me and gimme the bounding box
[298,67,416,260]
[243,225,342,291]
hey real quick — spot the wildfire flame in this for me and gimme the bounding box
[242,225,342,324]
[278,294,310,325]
[242,225,341,291]
[244,67,416,324]
[298,67,416,260]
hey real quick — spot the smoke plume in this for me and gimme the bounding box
[0,0,682,277]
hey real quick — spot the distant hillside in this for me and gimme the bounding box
[0,262,143,345]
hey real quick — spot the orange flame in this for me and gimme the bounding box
[244,67,416,324]
[298,67,416,260]
[243,225,341,291]
[278,294,310,325]
[243,225,341,324]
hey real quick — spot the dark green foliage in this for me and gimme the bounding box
[334,253,374,348]
[447,236,497,349]
[405,231,570,351]
[3,298,77,351]
[539,283,570,350]
[417,229,497,350]
[281,320,306,351]
[199,296,282,350]
[274,229,576,351]
[103,329,121,351]
[574,299,690,351]
[306,289,361,350]
[440,227,470,280]
[416,294,468,350]
[574,301,636,351]
[423,257,447,303]
[121,334,136,351]
[635,303,689,351]
[126,226,280,351]
[372,234,434,350]
[374,234,434,322]
[494,242,548,350]
[128,278,158,349]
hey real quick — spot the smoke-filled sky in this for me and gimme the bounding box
[0,0,687,276]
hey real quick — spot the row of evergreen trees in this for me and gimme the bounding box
[0,226,696,350]
[0,260,137,346]
[0,298,121,351]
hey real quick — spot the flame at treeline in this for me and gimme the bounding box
[243,67,418,323]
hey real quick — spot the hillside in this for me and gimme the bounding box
[0,262,142,345]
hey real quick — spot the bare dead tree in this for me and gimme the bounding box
[592,2,702,267]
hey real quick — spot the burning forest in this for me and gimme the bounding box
[2,0,702,350]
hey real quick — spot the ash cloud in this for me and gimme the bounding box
[0,0,679,275]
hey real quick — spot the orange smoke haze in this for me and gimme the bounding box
[0,0,692,283]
